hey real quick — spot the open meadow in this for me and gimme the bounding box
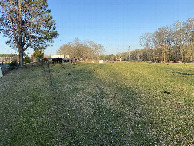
[0,62,193,145]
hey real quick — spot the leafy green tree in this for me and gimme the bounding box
[0,0,58,66]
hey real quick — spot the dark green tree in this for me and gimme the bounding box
[0,0,58,66]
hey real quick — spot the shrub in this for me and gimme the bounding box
[9,60,18,70]
[24,55,31,64]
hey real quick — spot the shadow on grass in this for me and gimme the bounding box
[0,63,158,145]
[51,64,158,145]
[172,72,194,76]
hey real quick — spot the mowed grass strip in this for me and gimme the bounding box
[0,66,57,145]
[0,62,193,145]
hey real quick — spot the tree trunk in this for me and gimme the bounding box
[180,45,184,62]
[137,54,140,61]
[191,43,193,62]
[19,51,23,67]
[181,52,184,62]
[163,51,166,63]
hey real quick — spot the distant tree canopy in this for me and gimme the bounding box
[116,52,129,61]
[0,0,58,66]
[0,54,18,57]
[58,38,105,60]
[99,54,116,61]
[137,18,194,63]
[0,54,18,63]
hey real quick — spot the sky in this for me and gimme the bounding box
[0,0,194,55]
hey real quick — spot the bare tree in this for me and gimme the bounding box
[58,38,104,61]
[138,18,194,63]
[183,18,194,62]
[140,33,154,61]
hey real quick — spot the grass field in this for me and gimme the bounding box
[0,62,193,145]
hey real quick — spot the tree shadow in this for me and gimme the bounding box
[55,64,158,145]
[172,72,194,76]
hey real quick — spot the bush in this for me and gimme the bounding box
[9,60,18,70]
[24,55,31,64]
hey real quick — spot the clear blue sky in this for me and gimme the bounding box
[0,0,194,55]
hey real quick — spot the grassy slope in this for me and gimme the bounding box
[0,62,193,145]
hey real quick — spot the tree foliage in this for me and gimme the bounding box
[137,18,194,63]
[0,0,58,66]
[23,55,31,63]
[99,54,116,61]
[58,38,104,61]
[116,52,129,61]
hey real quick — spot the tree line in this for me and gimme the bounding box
[135,18,194,63]
[0,54,18,57]
[95,18,194,63]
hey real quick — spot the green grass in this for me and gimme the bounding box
[0,62,193,145]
